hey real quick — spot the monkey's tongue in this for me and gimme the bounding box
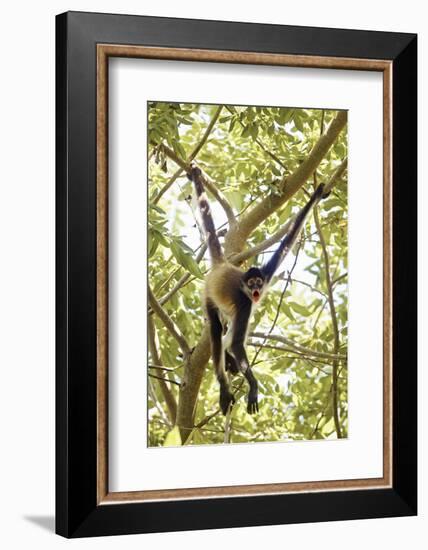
[252,291,260,302]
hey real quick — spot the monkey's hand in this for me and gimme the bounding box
[247,388,259,415]
[186,163,202,182]
[219,387,235,416]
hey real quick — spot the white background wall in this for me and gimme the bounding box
[0,1,424,548]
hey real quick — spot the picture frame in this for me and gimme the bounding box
[56,11,417,538]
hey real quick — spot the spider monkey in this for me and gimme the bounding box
[187,165,326,415]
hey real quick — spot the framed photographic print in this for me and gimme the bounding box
[56,11,417,538]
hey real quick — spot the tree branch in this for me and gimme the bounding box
[224,111,347,256]
[148,315,177,422]
[152,228,228,311]
[148,286,191,357]
[249,240,303,369]
[195,378,246,433]
[148,365,177,372]
[311,384,333,439]
[149,373,181,386]
[176,326,211,442]
[324,158,348,195]
[249,332,347,361]
[229,219,293,264]
[153,105,224,204]
[229,155,347,266]
[313,202,342,439]
[225,106,288,170]
[148,378,172,429]
[155,243,208,309]
[289,278,327,298]
[158,143,237,227]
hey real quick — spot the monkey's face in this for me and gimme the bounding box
[242,269,266,304]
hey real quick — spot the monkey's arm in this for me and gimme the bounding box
[262,184,325,283]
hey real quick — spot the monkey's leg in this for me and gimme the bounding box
[230,305,259,414]
[225,351,240,374]
[223,323,240,374]
[206,301,235,415]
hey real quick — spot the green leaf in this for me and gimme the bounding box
[170,241,203,279]
[294,116,304,132]
[188,429,206,445]
[229,117,237,132]
[150,204,166,215]
[163,426,182,447]
[178,117,194,125]
[225,190,243,211]
[282,301,296,322]
[241,125,251,138]
[289,301,310,316]
[250,124,259,140]
[148,232,159,258]
[236,163,247,181]
[172,140,186,161]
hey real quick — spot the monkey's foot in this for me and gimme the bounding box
[247,391,259,414]
[219,389,235,416]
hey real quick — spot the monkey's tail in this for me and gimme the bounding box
[187,165,224,264]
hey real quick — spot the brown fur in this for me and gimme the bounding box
[204,263,244,318]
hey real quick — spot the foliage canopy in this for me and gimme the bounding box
[148,102,348,447]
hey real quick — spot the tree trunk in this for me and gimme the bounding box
[176,327,211,442]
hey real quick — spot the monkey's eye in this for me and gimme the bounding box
[255,277,263,286]
[247,278,255,287]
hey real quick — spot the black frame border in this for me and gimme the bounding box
[56,11,417,538]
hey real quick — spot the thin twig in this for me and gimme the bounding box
[223,373,234,443]
[247,343,343,366]
[154,243,208,310]
[310,384,333,439]
[195,379,246,431]
[225,106,288,170]
[333,272,348,285]
[148,315,177,422]
[250,239,303,369]
[323,159,348,195]
[228,154,346,266]
[232,111,347,243]
[151,228,226,311]
[249,332,347,361]
[148,378,172,429]
[148,364,177,372]
[158,143,237,227]
[229,219,293,265]
[289,278,327,298]
[149,373,181,386]
[153,105,224,204]
[148,286,191,357]
[313,182,342,439]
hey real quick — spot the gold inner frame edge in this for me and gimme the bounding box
[96,44,393,504]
